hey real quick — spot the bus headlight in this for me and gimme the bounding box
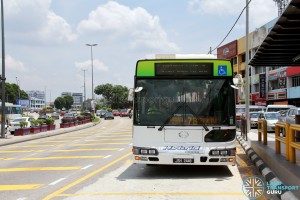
[132,147,158,155]
[211,150,219,155]
[209,148,236,156]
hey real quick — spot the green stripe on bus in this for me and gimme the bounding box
[136,60,232,77]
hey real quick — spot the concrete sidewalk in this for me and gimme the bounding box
[237,131,300,199]
[0,122,99,147]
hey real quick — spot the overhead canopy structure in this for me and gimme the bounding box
[249,0,300,66]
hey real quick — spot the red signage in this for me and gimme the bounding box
[217,40,237,59]
[286,67,300,77]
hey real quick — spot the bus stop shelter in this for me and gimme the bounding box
[249,0,300,67]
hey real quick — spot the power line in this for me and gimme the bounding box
[209,0,253,54]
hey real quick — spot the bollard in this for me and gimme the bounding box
[262,119,267,145]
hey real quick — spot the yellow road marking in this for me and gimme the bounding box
[8,145,62,148]
[71,143,129,146]
[0,158,15,160]
[236,154,253,177]
[53,148,119,152]
[43,152,132,200]
[0,166,82,172]
[0,184,43,190]
[85,139,131,141]
[0,150,44,153]
[21,156,104,160]
[96,135,131,137]
[31,140,77,143]
[56,191,243,197]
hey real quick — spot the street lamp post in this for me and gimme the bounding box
[16,77,20,104]
[86,44,97,100]
[82,69,87,102]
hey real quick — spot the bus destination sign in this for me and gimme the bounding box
[155,62,213,76]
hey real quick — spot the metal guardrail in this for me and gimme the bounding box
[275,121,300,163]
[257,119,267,145]
[288,124,300,163]
[275,122,290,160]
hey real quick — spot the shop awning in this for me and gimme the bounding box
[249,0,300,67]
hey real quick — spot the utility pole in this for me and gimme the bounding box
[1,0,6,139]
[245,0,250,133]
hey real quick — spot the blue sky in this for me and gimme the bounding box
[2,0,278,101]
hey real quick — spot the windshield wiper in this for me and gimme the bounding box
[158,103,209,131]
[185,104,209,131]
[158,103,184,131]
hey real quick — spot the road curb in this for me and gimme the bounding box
[0,121,101,147]
[236,136,298,200]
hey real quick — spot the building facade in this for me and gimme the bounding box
[26,90,46,110]
[61,92,83,110]
[217,17,300,107]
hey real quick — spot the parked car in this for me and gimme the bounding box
[96,110,102,116]
[51,112,60,119]
[61,113,77,123]
[96,110,108,118]
[277,110,288,137]
[112,109,120,116]
[119,109,128,117]
[38,115,50,121]
[8,117,35,135]
[285,107,300,124]
[258,112,280,132]
[104,112,114,120]
[285,108,300,139]
[249,112,261,129]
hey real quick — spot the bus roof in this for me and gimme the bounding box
[155,54,217,59]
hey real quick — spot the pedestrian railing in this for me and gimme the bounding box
[288,124,300,163]
[275,122,289,160]
[257,119,267,145]
[275,122,300,163]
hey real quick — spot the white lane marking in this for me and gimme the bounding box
[49,178,66,186]
[17,198,27,200]
[81,164,93,170]
[118,148,124,151]
[104,155,112,159]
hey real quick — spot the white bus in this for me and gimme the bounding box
[132,56,236,165]
[0,102,22,123]
[266,104,296,112]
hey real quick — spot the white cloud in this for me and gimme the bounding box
[38,12,77,43]
[5,0,76,45]
[4,55,28,72]
[75,60,109,72]
[77,1,179,52]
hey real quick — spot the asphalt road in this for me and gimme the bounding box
[0,117,277,200]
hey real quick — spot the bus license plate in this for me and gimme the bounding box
[173,158,194,163]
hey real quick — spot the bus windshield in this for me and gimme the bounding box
[134,79,235,126]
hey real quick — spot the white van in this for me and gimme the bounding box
[266,105,296,112]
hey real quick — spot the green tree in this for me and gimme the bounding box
[0,82,29,103]
[63,95,74,110]
[94,84,129,109]
[54,97,65,110]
